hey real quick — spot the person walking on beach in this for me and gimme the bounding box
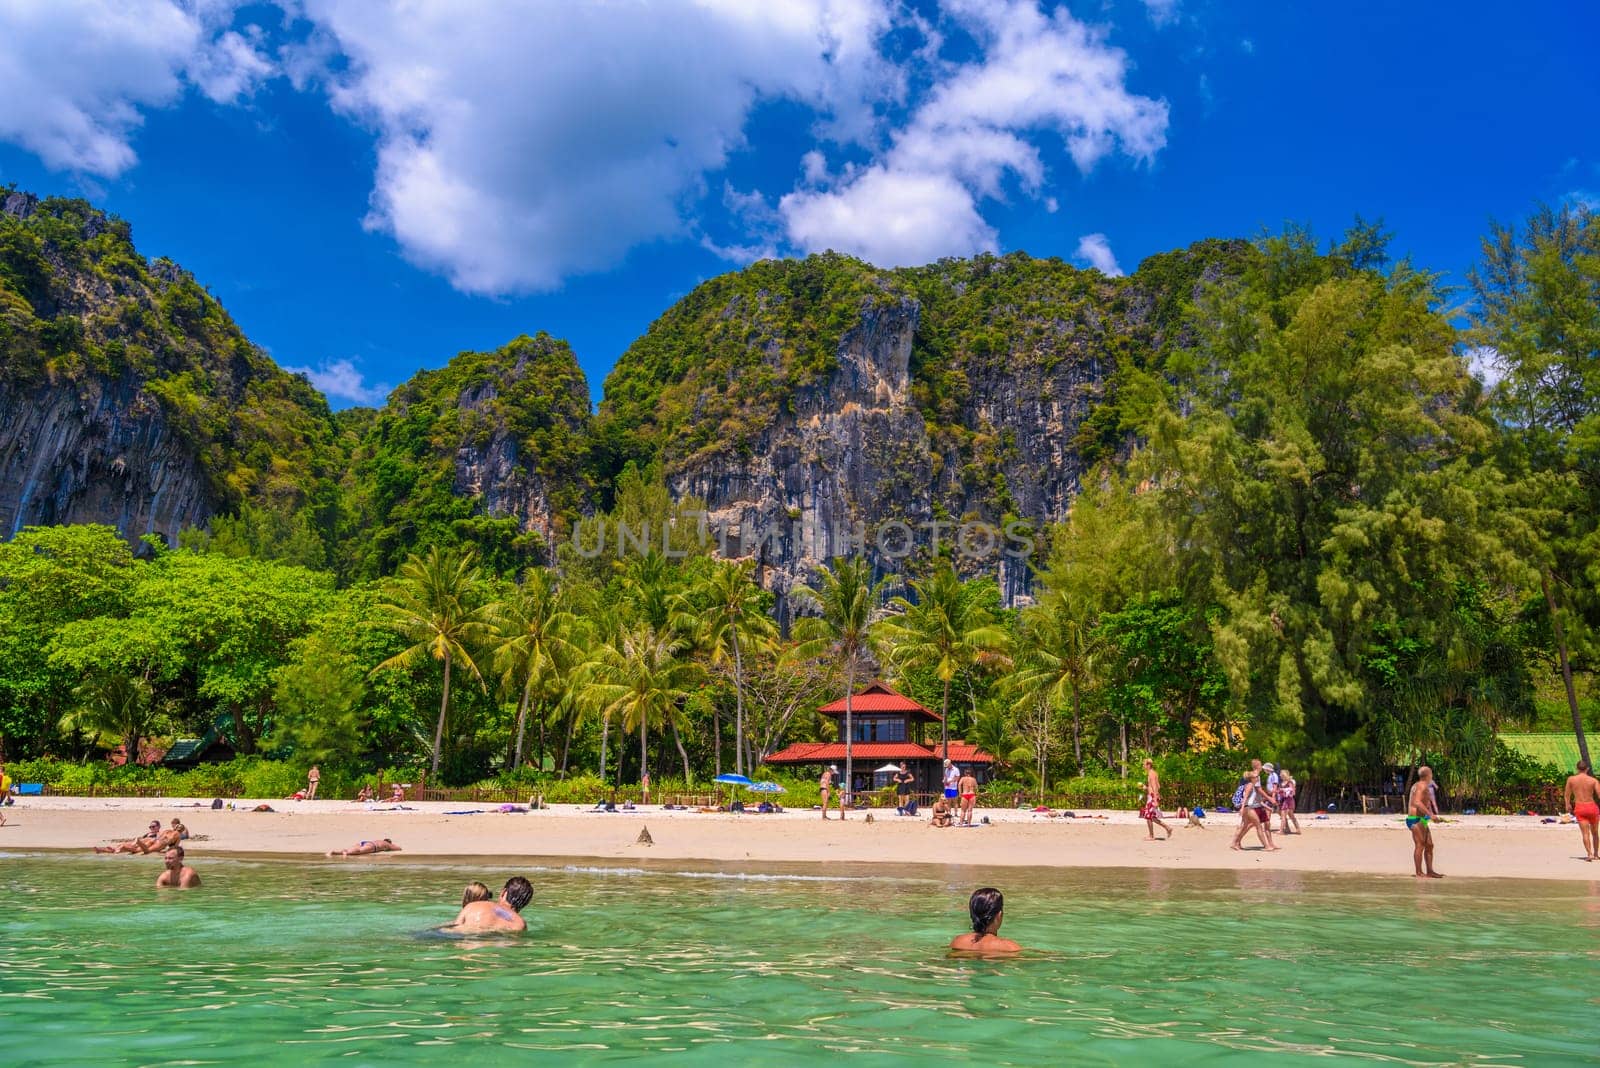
[1141,758,1172,840]
[306,765,320,800]
[958,770,978,826]
[156,846,200,888]
[1230,771,1278,851]
[1407,766,1444,878]
[949,887,1021,954]
[1564,759,1600,862]
[820,765,834,819]
[1277,768,1301,835]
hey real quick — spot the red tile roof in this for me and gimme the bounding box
[763,740,995,764]
[817,682,942,721]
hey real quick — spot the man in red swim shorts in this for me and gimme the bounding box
[1564,759,1600,863]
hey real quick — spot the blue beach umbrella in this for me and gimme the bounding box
[714,774,754,786]
[747,781,786,794]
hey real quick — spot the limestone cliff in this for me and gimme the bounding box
[0,190,339,546]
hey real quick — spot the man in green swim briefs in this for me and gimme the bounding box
[1407,767,1443,878]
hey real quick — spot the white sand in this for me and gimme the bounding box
[5,795,1598,881]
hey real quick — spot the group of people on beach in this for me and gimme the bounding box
[90,817,200,887]
[1224,758,1301,852]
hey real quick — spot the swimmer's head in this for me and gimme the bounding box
[462,881,491,906]
[502,876,533,912]
[969,887,1004,936]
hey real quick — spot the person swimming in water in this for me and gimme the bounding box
[328,837,402,857]
[949,886,1021,954]
[155,845,201,889]
[461,880,492,905]
[447,876,533,933]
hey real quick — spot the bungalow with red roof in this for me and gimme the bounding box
[762,682,996,799]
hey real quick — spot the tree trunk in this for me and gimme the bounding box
[1119,720,1128,779]
[513,680,531,769]
[536,697,546,772]
[432,654,451,776]
[732,631,745,776]
[1542,569,1591,765]
[1070,683,1082,772]
[940,676,950,757]
[843,657,856,819]
[671,714,692,785]
[559,701,576,776]
[639,714,648,786]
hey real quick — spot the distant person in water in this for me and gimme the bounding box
[448,876,533,933]
[1141,758,1173,840]
[950,887,1020,954]
[1407,767,1443,878]
[156,846,200,888]
[1564,759,1600,862]
[328,837,401,857]
[461,880,492,905]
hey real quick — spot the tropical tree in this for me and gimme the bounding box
[60,672,163,764]
[589,623,702,785]
[674,559,777,775]
[1008,590,1101,772]
[492,568,580,770]
[791,557,891,815]
[877,562,1008,757]
[1471,203,1600,764]
[372,546,492,776]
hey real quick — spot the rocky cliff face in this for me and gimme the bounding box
[0,374,209,541]
[597,250,1222,607]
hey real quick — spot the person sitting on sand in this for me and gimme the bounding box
[1565,759,1600,862]
[1408,766,1444,878]
[328,837,402,857]
[949,887,1021,955]
[355,785,374,803]
[156,845,201,889]
[461,880,492,906]
[389,783,405,803]
[170,817,189,841]
[98,820,178,854]
[448,876,533,933]
[929,796,953,828]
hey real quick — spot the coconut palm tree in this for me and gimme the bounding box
[790,557,891,817]
[1008,589,1100,771]
[589,623,703,786]
[877,562,1009,757]
[62,672,162,765]
[491,567,580,770]
[373,546,492,776]
[674,559,777,776]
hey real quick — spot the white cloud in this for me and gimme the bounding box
[0,0,273,176]
[285,358,391,406]
[1463,345,1504,390]
[778,1,1167,266]
[1142,0,1180,28]
[299,0,901,294]
[1075,232,1122,276]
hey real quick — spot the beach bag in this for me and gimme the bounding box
[1231,782,1247,808]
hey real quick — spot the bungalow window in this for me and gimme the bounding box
[850,717,906,742]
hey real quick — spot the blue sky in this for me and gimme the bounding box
[0,0,1595,408]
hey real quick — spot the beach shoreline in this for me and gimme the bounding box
[5,795,1599,882]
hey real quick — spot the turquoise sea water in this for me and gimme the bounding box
[2,853,1597,1065]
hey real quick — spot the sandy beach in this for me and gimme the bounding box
[4,795,1598,882]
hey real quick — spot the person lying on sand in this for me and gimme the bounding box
[95,820,169,854]
[950,887,1021,955]
[446,876,533,933]
[328,837,402,857]
[155,845,200,889]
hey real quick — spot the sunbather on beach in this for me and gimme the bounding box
[1565,759,1600,862]
[95,820,165,854]
[156,845,201,888]
[447,876,533,933]
[328,837,401,857]
[950,887,1021,955]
